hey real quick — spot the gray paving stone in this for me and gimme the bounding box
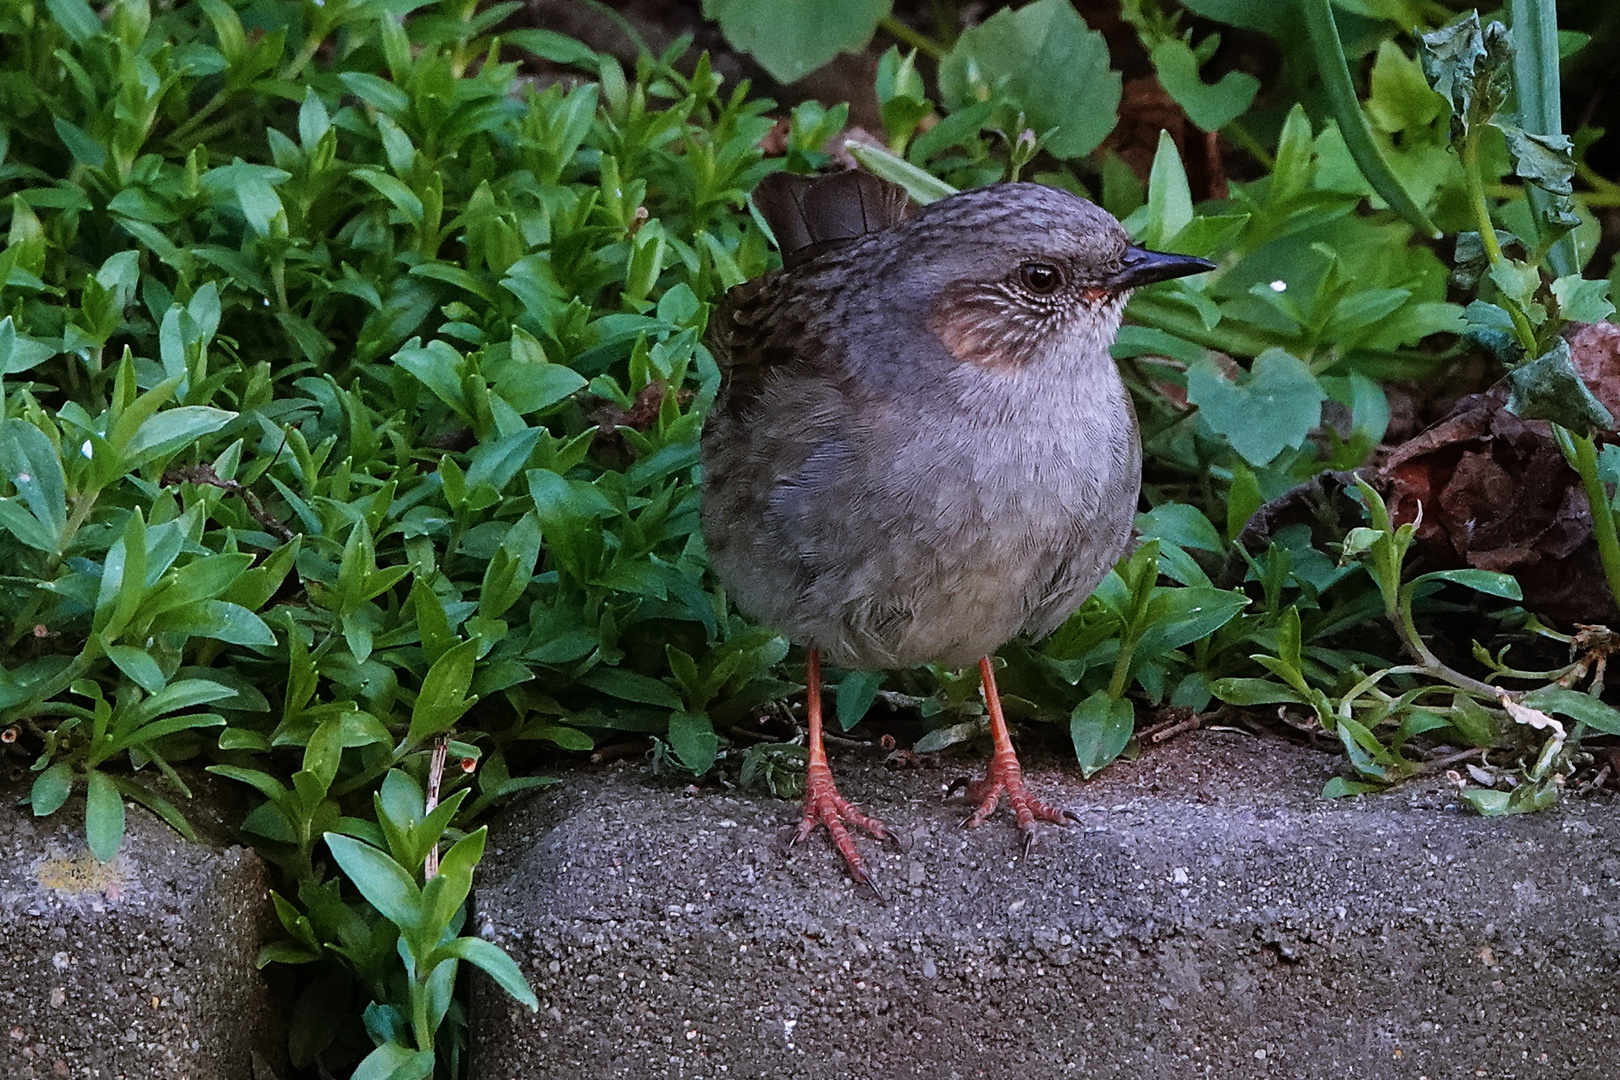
[1,789,280,1079]
[471,730,1620,1080]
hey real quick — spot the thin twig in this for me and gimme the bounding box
[423,733,449,879]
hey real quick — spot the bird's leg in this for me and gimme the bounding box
[959,655,1078,854]
[793,649,895,890]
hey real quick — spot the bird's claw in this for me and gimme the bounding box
[951,757,1075,857]
[794,764,893,893]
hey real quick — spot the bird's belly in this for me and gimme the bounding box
[785,433,1137,669]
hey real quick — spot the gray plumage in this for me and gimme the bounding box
[701,178,1151,670]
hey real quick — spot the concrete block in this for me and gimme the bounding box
[1,786,280,1079]
[471,731,1620,1079]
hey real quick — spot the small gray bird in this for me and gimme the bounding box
[701,171,1213,888]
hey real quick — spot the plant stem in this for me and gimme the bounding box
[1557,427,1620,610]
[878,16,947,61]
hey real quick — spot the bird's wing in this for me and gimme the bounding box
[752,170,911,268]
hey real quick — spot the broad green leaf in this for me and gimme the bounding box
[106,645,167,693]
[123,407,235,466]
[702,0,890,84]
[323,833,420,933]
[0,417,67,536]
[407,639,480,743]
[1517,687,1620,736]
[938,0,1120,160]
[349,1042,434,1080]
[1069,691,1133,778]
[835,670,884,732]
[1411,569,1523,601]
[1186,349,1326,467]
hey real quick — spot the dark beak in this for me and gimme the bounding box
[1106,247,1217,291]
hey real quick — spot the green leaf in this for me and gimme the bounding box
[835,670,884,732]
[1321,777,1385,799]
[106,645,167,692]
[1517,687,1620,736]
[31,762,74,816]
[434,935,539,1009]
[938,0,1121,160]
[667,711,719,774]
[0,417,67,538]
[1210,677,1306,706]
[702,0,890,84]
[1186,349,1326,467]
[349,1043,434,1080]
[407,639,480,743]
[1504,338,1614,433]
[1069,691,1133,779]
[577,668,683,710]
[1149,39,1258,132]
[1410,569,1523,601]
[45,0,102,44]
[1300,0,1439,237]
[842,143,957,206]
[124,406,235,466]
[323,833,420,933]
[1552,276,1614,324]
[85,770,125,861]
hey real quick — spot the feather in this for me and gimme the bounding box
[752,171,911,268]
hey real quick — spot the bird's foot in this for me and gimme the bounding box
[794,762,897,896]
[949,754,1079,856]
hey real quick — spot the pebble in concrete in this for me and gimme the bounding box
[1,789,280,1079]
[471,730,1620,1079]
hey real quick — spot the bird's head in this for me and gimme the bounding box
[863,183,1214,374]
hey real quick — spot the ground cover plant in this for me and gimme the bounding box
[0,0,1616,1076]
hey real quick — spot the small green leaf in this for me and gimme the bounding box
[31,762,74,816]
[835,670,885,732]
[1410,569,1523,601]
[106,645,167,692]
[1069,691,1133,779]
[1149,39,1259,132]
[1321,777,1385,799]
[667,711,719,774]
[85,770,125,861]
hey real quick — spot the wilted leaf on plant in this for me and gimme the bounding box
[1417,12,1513,142]
[1504,338,1614,433]
[938,0,1121,160]
[1186,348,1326,467]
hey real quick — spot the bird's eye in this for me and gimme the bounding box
[1018,262,1062,294]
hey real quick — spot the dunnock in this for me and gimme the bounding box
[701,170,1214,888]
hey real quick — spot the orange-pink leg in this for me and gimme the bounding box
[958,656,1078,854]
[792,649,894,891]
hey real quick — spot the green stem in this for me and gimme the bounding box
[1392,584,1503,699]
[1461,134,1503,263]
[1221,121,1275,171]
[878,16,947,61]
[1558,427,1620,611]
